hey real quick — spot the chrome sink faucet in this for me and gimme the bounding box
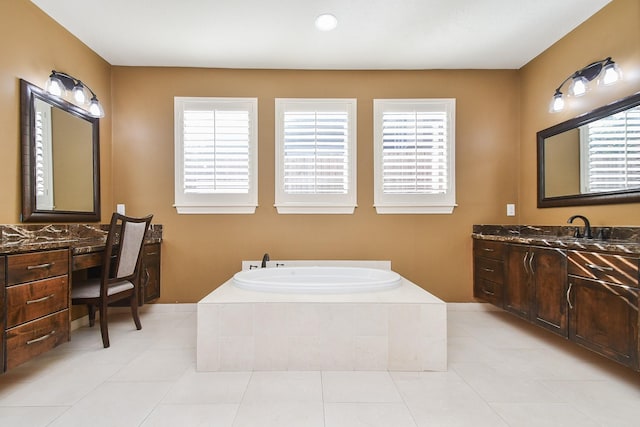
[567,215,593,239]
[261,253,270,268]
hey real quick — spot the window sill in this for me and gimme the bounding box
[275,204,356,214]
[374,204,456,214]
[174,205,257,214]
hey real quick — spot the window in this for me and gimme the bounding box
[580,106,640,193]
[275,98,357,214]
[174,97,258,214]
[373,99,456,214]
[34,101,54,210]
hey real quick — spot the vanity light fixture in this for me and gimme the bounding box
[315,13,338,31]
[549,57,622,113]
[45,70,105,118]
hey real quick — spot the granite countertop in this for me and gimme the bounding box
[473,224,640,255]
[0,223,162,255]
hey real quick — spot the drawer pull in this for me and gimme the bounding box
[26,294,55,305]
[483,289,495,296]
[26,262,54,270]
[26,330,56,345]
[482,268,495,273]
[482,248,495,252]
[585,263,614,272]
[146,251,159,256]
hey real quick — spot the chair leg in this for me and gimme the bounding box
[131,295,142,330]
[88,305,96,327]
[99,303,110,348]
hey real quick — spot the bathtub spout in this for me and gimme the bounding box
[261,253,270,268]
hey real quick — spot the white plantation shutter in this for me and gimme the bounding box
[275,99,357,214]
[581,107,640,193]
[381,111,448,194]
[374,99,456,214]
[174,97,257,214]
[283,111,349,194]
[183,109,250,194]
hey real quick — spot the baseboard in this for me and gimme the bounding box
[446,302,501,312]
[70,303,197,332]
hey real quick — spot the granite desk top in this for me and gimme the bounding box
[472,224,640,256]
[0,223,162,255]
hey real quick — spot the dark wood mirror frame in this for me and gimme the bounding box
[537,91,640,208]
[20,79,101,222]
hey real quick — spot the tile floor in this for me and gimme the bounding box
[1,304,639,426]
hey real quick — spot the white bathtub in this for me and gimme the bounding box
[233,266,402,293]
[198,261,447,371]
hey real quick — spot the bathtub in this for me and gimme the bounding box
[232,266,402,293]
[197,261,446,371]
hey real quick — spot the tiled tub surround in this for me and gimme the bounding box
[0,223,163,254]
[197,261,447,372]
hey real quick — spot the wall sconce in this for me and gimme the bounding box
[45,70,105,118]
[549,57,622,113]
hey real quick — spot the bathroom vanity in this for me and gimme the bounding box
[0,223,162,373]
[473,225,640,370]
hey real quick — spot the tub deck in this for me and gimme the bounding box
[197,262,447,371]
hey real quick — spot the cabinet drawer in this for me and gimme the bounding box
[474,277,503,306]
[568,251,639,287]
[473,240,505,261]
[5,310,69,370]
[6,276,69,328]
[475,257,504,284]
[7,249,69,285]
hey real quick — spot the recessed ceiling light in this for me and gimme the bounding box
[315,13,338,31]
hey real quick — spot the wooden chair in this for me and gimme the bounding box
[71,213,153,348]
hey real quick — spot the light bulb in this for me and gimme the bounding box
[549,92,565,113]
[88,97,105,118]
[569,76,588,97]
[45,75,65,97]
[72,84,87,104]
[599,62,622,86]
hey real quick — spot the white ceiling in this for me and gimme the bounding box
[31,0,611,70]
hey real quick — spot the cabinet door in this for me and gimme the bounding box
[505,245,531,319]
[568,276,639,369]
[142,243,161,303]
[531,247,568,336]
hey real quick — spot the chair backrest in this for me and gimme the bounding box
[102,213,153,286]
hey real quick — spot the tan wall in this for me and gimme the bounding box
[112,68,520,302]
[0,0,112,223]
[519,0,640,225]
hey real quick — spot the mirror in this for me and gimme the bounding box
[20,79,101,222]
[537,92,640,208]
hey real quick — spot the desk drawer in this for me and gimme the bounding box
[5,310,69,370]
[6,276,69,328]
[7,249,69,285]
[568,251,639,287]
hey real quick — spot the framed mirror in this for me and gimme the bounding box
[20,79,101,222]
[537,92,640,208]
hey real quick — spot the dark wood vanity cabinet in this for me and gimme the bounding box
[474,237,640,370]
[505,245,568,336]
[567,251,639,369]
[141,243,161,303]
